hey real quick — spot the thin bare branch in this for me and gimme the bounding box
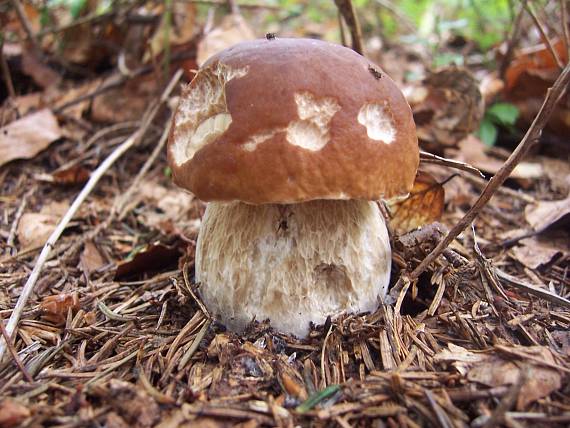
[334,0,364,55]
[420,150,485,178]
[562,0,570,59]
[0,315,33,382]
[522,0,564,69]
[392,62,570,300]
[500,4,525,79]
[10,0,41,52]
[0,35,16,99]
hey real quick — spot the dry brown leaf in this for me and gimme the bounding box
[115,243,183,280]
[467,348,562,410]
[80,240,106,273]
[479,72,505,104]
[433,343,487,376]
[388,171,444,235]
[91,76,157,123]
[21,48,61,88]
[39,292,80,324]
[17,213,57,250]
[0,109,62,166]
[146,2,196,62]
[52,165,91,186]
[524,194,570,231]
[503,39,569,135]
[51,79,103,120]
[197,14,255,66]
[0,399,30,428]
[137,180,196,231]
[16,201,69,249]
[0,92,43,123]
[541,157,570,194]
[511,235,566,269]
[505,38,568,93]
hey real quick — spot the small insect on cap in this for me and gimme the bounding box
[168,38,419,204]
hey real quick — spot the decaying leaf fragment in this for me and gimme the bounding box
[388,171,445,235]
[406,66,484,148]
[80,241,106,273]
[467,347,562,410]
[0,399,30,428]
[115,243,183,280]
[435,344,563,410]
[39,292,80,324]
[16,201,69,250]
[524,194,570,232]
[196,14,255,66]
[0,109,62,167]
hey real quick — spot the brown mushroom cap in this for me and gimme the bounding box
[168,38,419,204]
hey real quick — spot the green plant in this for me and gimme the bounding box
[478,102,519,146]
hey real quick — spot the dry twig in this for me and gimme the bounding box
[0,35,16,99]
[419,151,484,178]
[522,0,564,69]
[334,0,364,54]
[10,0,41,52]
[500,4,525,79]
[390,62,570,302]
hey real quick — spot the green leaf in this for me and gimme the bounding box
[296,384,340,414]
[69,0,87,19]
[487,103,519,126]
[478,118,498,147]
[433,52,464,68]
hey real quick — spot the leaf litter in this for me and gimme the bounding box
[0,1,569,427]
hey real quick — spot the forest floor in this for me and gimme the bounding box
[0,1,569,427]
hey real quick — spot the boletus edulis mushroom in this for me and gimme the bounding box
[168,38,419,337]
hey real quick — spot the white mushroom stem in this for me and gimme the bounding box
[196,199,392,337]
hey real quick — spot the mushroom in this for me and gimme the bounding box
[168,38,419,337]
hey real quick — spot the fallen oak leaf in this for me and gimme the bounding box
[0,109,62,167]
[388,171,445,235]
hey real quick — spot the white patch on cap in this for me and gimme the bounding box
[190,113,233,148]
[243,129,281,152]
[357,103,395,144]
[171,63,249,166]
[286,92,340,151]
